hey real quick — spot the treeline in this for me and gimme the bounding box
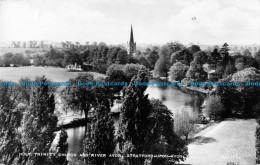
[5,41,158,73]
[0,53,31,67]
[149,43,260,120]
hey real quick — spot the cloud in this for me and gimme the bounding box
[167,0,260,44]
[0,0,259,44]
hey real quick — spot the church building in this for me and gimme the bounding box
[128,25,136,55]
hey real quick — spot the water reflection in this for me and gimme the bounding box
[60,85,204,160]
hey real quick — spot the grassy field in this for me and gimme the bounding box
[0,66,106,82]
[181,119,257,165]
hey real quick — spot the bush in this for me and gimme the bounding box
[203,95,225,120]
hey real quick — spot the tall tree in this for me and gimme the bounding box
[0,83,24,165]
[208,48,221,69]
[146,49,159,69]
[148,99,188,164]
[49,129,68,165]
[117,68,152,164]
[84,100,115,165]
[21,76,58,165]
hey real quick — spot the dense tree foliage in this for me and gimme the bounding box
[117,69,188,164]
[21,77,58,165]
[146,49,159,69]
[0,83,24,164]
[203,95,225,120]
[122,64,146,81]
[116,50,128,65]
[208,48,221,69]
[171,49,193,66]
[154,42,184,78]
[84,99,115,165]
[62,73,97,124]
[0,53,30,67]
[49,129,69,165]
[169,62,189,81]
[186,51,208,81]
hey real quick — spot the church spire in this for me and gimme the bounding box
[128,25,136,55]
[130,25,134,43]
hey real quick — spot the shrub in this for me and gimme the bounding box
[203,95,225,120]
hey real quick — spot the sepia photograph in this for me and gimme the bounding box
[0,0,260,164]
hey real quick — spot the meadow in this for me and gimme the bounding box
[0,66,106,82]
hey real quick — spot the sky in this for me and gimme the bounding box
[0,0,260,45]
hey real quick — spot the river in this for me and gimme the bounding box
[54,84,204,161]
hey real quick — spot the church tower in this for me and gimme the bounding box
[128,25,136,55]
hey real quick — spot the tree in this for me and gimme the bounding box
[23,42,26,48]
[174,110,196,141]
[117,68,152,164]
[21,76,58,165]
[219,43,230,67]
[93,58,108,74]
[106,64,127,93]
[122,64,146,81]
[154,56,169,78]
[61,42,67,48]
[148,99,188,164]
[117,69,188,164]
[62,73,114,130]
[230,67,260,116]
[242,49,252,57]
[171,49,193,66]
[0,83,24,165]
[167,42,184,53]
[75,41,80,48]
[84,101,115,165]
[49,129,68,165]
[154,43,184,78]
[146,49,159,69]
[2,53,14,66]
[106,64,125,82]
[62,50,83,67]
[203,95,225,120]
[188,45,201,54]
[116,50,128,64]
[29,41,33,48]
[208,48,221,69]
[169,62,189,81]
[186,51,208,81]
[254,51,260,68]
[223,60,236,78]
[138,56,151,69]
[235,57,245,71]
[107,47,122,64]
[40,41,44,48]
[62,73,96,125]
